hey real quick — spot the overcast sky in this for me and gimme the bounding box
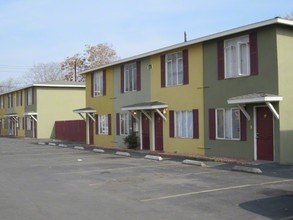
[0,0,292,81]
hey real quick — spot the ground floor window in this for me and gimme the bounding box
[175,111,193,138]
[26,117,32,131]
[97,115,109,135]
[120,113,133,136]
[216,108,240,140]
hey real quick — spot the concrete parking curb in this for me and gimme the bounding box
[93,149,105,153]
[116,151,131,157]
[182,159,207,167]
[232,165,262,174]
[38,142,46,145]
[74,146,85,150]
[58,144,68,148]
[48,143,57,146]
[144,155,163,161]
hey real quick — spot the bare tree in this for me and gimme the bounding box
[22,62,64,85]
[62,43,119,82]
[284,11,293,20]
[0,77,21,93]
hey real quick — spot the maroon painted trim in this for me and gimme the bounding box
[95,114,99,135]
[192,109,199,139]
[169,110,174,137]
[116,113,120,135]
[120,65,124,93]
[209,109,216,140]
[240,111,247,141]
[160,55,166,87]
[183,49,189,85]
[136,61,141,91]
[91,73,94,97]
[108,114,111,135]
[249,32,258,76]
[103,70,106,96]
[217,40,225,80]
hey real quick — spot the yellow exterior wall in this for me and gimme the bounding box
[0,95,7,135]
[14,91,25,137]
[86,68,114,146]
[37,87,85,139]
[150,44,204,155]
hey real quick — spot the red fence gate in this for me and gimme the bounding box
[55,120,86,142]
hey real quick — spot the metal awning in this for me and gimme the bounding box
[227,93,283,120]
[4,113,18,121]
[73,107,96,121]
[24,112,38,122]
[122,101,168,121]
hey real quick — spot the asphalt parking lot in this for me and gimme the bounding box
[0,137,292,220]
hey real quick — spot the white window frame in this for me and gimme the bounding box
[175,110,193,138]
[26,117,32,131]
[27,88,33,105]
[165,51,183,86]
[0,96,4,109]
[98,115,108,135]
[216,108,241,140]
[93,71,103,96]
[224,35,250,78]
[124,63,137,92]
[7,94,13,108]
[120,113,133,136]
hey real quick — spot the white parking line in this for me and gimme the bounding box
[141,179,293,202]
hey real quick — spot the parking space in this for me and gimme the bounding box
[0,137,292,220]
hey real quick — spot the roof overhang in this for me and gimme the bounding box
[4,113,18,121]
[227,93,283,105]
[121,101,168,111]
[73,107,96,114]
[227,93,283,120]
[24,112,38,122]
[73,107,96,121]
[122,101,168,121]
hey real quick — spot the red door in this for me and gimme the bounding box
[141,114,150,150]
[154,112,163,151]
[89,120,94,145]
[256,107,274,161]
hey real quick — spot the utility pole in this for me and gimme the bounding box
[74,60,77,82]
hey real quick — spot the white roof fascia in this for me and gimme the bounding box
[227,96,283,104]
[80,17,293,75]
[121,104,168,111]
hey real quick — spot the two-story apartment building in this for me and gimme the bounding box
[79,17,293,164]
[203,18,293,164]
[0,81,85,139]
[79,41,204,156]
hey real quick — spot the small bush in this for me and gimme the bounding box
[124,132,139,149]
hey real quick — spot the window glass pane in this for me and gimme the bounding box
[124,63,137,92]
[216,109,224,138]
[166,52,183,86]
[94,72,103,96]
[232,109,240,139]
[239,43,249,75]
[99,115,108,135]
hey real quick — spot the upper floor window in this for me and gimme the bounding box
[216,108,240,140]
[120,61,141,93]
[27,88,34,105]
[166,52,183,86]
[0,96,4,109]
[161,49,189,87]
[16,91,23,106]
[7,94,13,108]
[224,35,250,78]
[218,32,258,80]
[93,71,104,96]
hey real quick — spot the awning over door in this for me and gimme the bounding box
[4,113,18,121]
[24,112,38,122]
[121,101,168,121]
[227,93,283,120]
[73,107,96,121]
